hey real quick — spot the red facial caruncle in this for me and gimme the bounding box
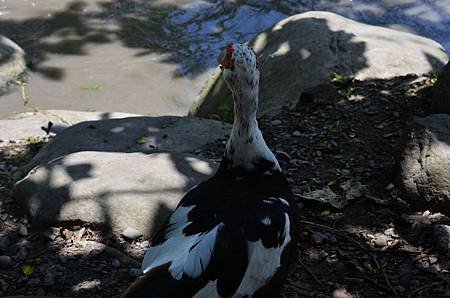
[219,43,235,71]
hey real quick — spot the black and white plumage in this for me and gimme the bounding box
[122,43,300,298]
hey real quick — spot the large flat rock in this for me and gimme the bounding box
[13,114,229,237]
[190,11,449,118]
[14,151,217,237]
[0,35,26,92]
[23,114,229,172]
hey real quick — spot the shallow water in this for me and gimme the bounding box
[0,0,449,119]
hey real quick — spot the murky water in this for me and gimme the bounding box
[0,0,449,119]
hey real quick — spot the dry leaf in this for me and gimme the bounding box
[21,264,34,276]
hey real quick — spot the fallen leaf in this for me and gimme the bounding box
[136,137,146,145]
[327,179,337,186]
[321,210,331,216]
[362,260,372,272]
[21,264,34,276]
[301,187,345,208]
[80,84,103,91]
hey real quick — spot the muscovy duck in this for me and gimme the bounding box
[122,43,300,298]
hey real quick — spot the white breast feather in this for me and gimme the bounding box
[142,206,222,281]
[235,213,291,296]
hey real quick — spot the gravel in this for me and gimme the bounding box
[121,227,143,240]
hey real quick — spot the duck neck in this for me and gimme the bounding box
[224,88,280,171]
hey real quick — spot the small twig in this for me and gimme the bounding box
[363,276,396,296]
[300,219,369,251]
[78,240,141,268]
[298,257,323,287]
[12,79,29,106]
[370,254,380,271]
[381,264,399,297]
[299,219,339,233]
[411,281,445,294]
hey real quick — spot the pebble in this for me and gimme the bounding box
[0,256,12,269]
[129,268,142,277]
[140,240,150,248]
[289,159,303,166]
[0,214,7,221]
[333,288,353,298]
[292,130,301,137]
[0,233,10,250]
[341,169,351,176]
[112,259,121,268]
[311,231,327,245]
[121,227,143,240]
[373,233,389,247]
[19,224,28,237]
[270,119,282,126]
[428,255,438,264]
[385,183,394,190]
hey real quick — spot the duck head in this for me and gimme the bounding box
[218,43,260,102]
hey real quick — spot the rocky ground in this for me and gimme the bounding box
[1,73,450,297]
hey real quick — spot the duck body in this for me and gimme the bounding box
[122,43,300,298]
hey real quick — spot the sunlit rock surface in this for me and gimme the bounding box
[0,35,25,91]
[190,11,449,118]
[15,151,217,237]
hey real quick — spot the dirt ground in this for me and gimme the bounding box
[1,73,449,297]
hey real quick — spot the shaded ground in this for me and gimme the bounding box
[1,73,450,297]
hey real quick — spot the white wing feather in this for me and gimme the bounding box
[142,205,222,280]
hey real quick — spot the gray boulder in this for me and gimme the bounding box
[434,224,450,254]
[397,114,450,213]
[13,114,230,237]
[0,35,26,91]
[15,151,217,238]
[431,61,450,115]
[23,114,229,172]
[190,11,449,118]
